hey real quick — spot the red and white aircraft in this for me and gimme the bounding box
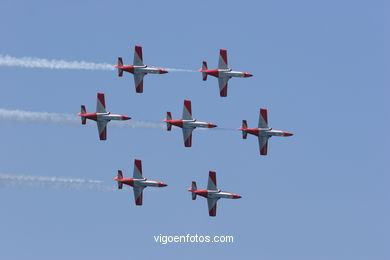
[188,171,241,217]
[115,45,168,93]
[114,159,168,206]
[163,99,217,147]
[77,93,131,140]
[199,49,253,97]
[239,108,293,155]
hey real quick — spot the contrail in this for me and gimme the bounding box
[0,108,164,129]
[0,55,197,72]
[159,67,197,73]
[0,173,115,191]
[0,54,114,71]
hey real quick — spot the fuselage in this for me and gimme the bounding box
[200,68,252,79]
[115,177,167,188]
[164,119,217,129]
[240,127,293,137]
[78,112,131,122]
[188,189,241,199]
[115,65,168,75]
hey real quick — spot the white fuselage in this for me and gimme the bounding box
[183,119,212,129]
[219,69,248,78]
[134,65,164,75]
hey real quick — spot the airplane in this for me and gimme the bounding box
[199,49,253,97]
[114,159,168,206]
[77,93,131,140]
[188,171,241,217]
[114,45,168,93]
[239,108,293,155]
[163,99,217,147]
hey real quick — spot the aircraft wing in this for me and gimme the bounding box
[133,186,145,205]
[207,171,217,191]
[218,49,228,69]
[182,99,193,120]
[133,45,144,66]
[218,77,229,97]
[133,159,143,179]
[258,136,269,155]
[182,127,194,147]
[96,93,106,113]
[133,73,145,93]
[97,120,108,140]
[207,198,218,216]
[258,108,269,129]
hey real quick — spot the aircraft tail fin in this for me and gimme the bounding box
[241,120,248,139]
[191,181,197,200]
[80,105,86,125]
[117,57,124,77]
[201,61,208,81]
[166,112,172,131]
[117,170,123,189]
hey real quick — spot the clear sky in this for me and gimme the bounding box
[0,0,386,259]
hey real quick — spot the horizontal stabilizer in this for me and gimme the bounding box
[80,105,86,125]
[191,181,197,200]
[117,170,123,189]
[202,61,208,81]
[242,120,247,139]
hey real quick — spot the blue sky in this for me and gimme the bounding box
[0,0,386,259]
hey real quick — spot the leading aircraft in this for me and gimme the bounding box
[188,171,241,217]
[115,45,168,93]
[199,49,253,97]
[114,159,168,206]
[77,93,131,140]
[163,99,217,147]
[239,108,293,155]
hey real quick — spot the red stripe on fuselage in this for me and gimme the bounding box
[204,69,219,78]
[243,128,260,137]
[166,120,183,128]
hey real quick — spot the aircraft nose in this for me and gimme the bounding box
[122,116,131,120]
[160,69,168,74]
[233,194,242,199]
[244,73,253,77]
[284,131,293,136]
[208,123,217,128]
[159,183,168,187]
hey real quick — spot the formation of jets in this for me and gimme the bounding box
[76,45,293,216]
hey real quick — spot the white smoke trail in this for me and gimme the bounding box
[0,55,197,72]
[0,173,115,191]
[161,67,197,73]
[0,54,114,71]
[0,108,164,129]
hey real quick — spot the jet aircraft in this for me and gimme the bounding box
[77,93,131,140]
[115,45,168,93]
[114,159,168,206]
[199,49,253,97]
[163,99,217,147]
[239,108,293,155]
[188,171,241,217]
